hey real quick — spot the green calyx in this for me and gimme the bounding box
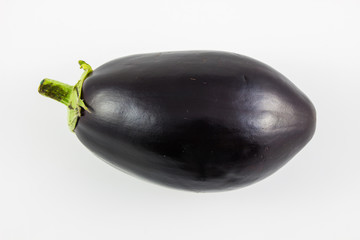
[38,60,93,132]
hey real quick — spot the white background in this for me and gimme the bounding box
[1,0,360,239]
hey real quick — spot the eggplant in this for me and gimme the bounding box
[38,51,316,192]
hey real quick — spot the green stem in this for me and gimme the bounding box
[38,60,93,132]
[38,78,73,106]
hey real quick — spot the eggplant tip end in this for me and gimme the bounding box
[38,79,46,94]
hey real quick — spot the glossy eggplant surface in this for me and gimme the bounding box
[68,51,315,192]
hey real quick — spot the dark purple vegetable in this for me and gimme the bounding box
[39,51,316,192]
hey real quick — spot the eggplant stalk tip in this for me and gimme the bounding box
[38,60,93,132]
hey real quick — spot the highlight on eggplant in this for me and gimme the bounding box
[38,51,316,192]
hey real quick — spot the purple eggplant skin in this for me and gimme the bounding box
[75,51,316,192]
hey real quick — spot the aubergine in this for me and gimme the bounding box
[38,51,316,192]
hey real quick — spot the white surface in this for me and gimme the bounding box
[1,0,360,239]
